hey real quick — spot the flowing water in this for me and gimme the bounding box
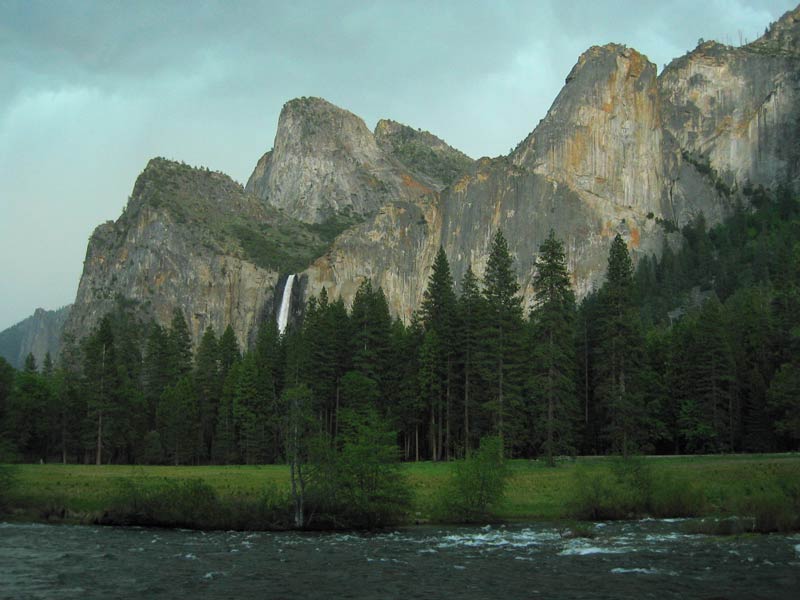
[1,520,798,599]
[276,274,295,335]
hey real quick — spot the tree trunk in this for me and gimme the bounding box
[445,358,451,461]
[464,362,470,459]
[96,411,103,466]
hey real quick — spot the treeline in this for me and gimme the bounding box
[1,186,798,464]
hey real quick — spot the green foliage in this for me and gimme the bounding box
[595,235,649,456]
[434,436,509,522]
[387,138,472,186]
[308,406,411,528]
[103,477,290,530]
[482,230,525,453]
[528,230,579,464]
[0,464,17,513]
[129,158,356,275]
[569,457,707,520]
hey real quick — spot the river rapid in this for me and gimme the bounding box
[1,520,798,599]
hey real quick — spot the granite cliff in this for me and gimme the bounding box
[58,6,800,348]
[63,159,344,350]
[0,306,71,369]
[304,8,800,314]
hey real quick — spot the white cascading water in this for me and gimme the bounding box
[277,274,295,335]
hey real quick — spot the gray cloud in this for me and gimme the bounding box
[0,0,794,330]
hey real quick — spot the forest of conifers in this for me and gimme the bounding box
[1,184,798,465]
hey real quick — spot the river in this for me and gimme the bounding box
[1,520,798,599]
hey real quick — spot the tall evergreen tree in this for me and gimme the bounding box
[168,308,193,380]
[219,325,241,379]
[678,297,736,453]
[457,266,486,458]
[82,315,118,465]
[420,246,457,460]
[158,375,200,465]
[235,353,269,464]
[528,230,578,465]
[596,234,647,456]
[213,361,241,464]
[482,230,524,454]
[194,326,220,461]
[143,324,171,431]
[350,280,392,390]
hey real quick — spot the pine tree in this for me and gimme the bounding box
[194,326,220,461]
[457,266,485,457]
[596,234,647,457]
[351,280,392,390]
[528,230,578,465]
[168,308,193,380]
[420,247,458,460]
[418,330,442,460]
[82,315,118,465]
[158,375,200,465]
[482,230,524,454]
[143,324,171,430]
[234,353,268,464]
[213,361,241,464]
[219,325,241,379]
[678,298,736,453]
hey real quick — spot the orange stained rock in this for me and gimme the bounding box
[401,173,432,194]
[630,226,640,248]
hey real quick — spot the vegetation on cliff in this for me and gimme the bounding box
[127,158,358,273]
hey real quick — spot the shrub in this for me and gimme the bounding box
[434,436,509,523]
[306,407,412,529]
[740,485,799,533]
[0,464,17,514]
[650,474,707,518]
[569,465,632,520]
[103,477,292,530]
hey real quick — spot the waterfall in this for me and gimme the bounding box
[277,274,295,335]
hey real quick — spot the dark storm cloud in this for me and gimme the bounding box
[0,0,795,330]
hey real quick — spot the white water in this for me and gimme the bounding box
[277,274,295,334]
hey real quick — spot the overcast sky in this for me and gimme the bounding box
[0,0,795,330]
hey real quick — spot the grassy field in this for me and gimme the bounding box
[4,453,799,524]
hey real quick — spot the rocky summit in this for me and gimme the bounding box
[17,5,799,353]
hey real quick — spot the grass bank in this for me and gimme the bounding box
[2,454,799,530]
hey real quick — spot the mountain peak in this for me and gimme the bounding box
[747,4,800,55]
[374,119,473,187]
[246,98,433,223]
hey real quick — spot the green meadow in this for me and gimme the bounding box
[4,453,799,527]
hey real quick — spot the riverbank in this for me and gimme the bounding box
[2,454,799,530]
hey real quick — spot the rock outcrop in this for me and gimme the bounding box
[374,119,474,187]
[0,306,72,369]
[245,97,435,224]
[64,159,336,349]
[304,10,800,314]
[61,7,800,347]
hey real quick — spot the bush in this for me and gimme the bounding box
[103,477,291,530]
[569,465,633,520]
[570,457,707,520]
[650,474,707,518]
[0,464,17,514]
[739,484,800,533]
[306,407,412,529]
[434,436,509,523]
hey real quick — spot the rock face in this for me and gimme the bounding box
[245,97,436,224]
[64,159,335,350]
[305,10,800,314]
[0,306,71,369]
[63,7,800,348]
[660,28,800,194]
